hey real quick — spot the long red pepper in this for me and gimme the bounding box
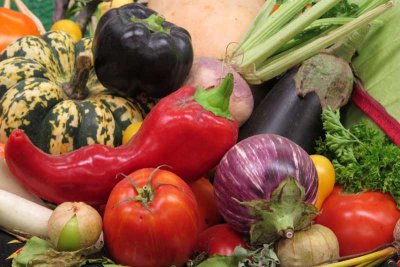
[5,74,238,205]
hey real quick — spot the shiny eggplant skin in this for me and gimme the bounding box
[239,69,323,154]
[92,3,193,98]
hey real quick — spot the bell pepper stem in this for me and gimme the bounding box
[63,52,91,100]
[194,73,234,120]
[131,14,169,33]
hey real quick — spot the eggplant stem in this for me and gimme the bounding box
[283,228,294,239]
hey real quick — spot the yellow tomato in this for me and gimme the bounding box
[50,19,82,42]
[122,121,142,144]
[310,154,336,210]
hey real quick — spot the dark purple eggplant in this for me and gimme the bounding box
[239,53,354,153]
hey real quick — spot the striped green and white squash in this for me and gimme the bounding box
[0,31,144,155]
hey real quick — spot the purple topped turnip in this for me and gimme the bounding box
[214,134,318,244]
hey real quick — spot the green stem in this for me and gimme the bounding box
[194,74,234,120]
[239,0,276,45]
[244,1,393,84]
[236,0,341,70]
[324,25,371,62]
[238,0,312,53]
[274,18,354,56]
[131,14,169,33]
[357,0,390,15]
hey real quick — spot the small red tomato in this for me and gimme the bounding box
[196,224,248,256]
[103,168,200,267]
[189,177,223,231]
[316,186,400,256]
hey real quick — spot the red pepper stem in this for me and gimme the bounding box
[194,73,234,120]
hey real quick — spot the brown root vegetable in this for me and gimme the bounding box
[276,224,340,267]
[393,219,400,242]
[147,0,264,60]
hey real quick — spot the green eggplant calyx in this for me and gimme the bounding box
[57,215,81,251]
[63,52,91,100]
[194,73,234,120]
[131,14,170,34]
[239,177,318,245]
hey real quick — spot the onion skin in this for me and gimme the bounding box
[276,224,340,267]
[394,219,400,242]
[214,134,318,235]
[47,202,102,251]
[185,57,254,125]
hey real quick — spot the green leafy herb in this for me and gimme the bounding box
[321,0,360,18]
[191,245,279,267]
[11,236,123,267]
[315,108,400,206]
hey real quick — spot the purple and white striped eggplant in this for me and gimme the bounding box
[214,134,318,244]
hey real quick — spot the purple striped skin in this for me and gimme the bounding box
[214,134,318,235]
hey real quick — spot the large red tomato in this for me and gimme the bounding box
[189,177,223,231]
[315,186,400,256]
[196,224,248,256]
[103,168,200,267]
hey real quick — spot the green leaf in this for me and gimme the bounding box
[12,236,103,267]
[316,109,400,207]
[195,245,279,267]
[346,0,400,127]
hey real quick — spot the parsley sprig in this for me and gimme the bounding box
[315,108,400,207]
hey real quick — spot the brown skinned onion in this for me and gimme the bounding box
[47,202,102,251]
[276,224,339,267]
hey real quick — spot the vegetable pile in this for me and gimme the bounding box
[0,0,400,267]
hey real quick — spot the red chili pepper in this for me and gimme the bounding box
[5,74,238,205]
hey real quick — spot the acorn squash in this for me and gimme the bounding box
[0,31,144,154]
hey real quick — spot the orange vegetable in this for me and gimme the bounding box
[272,4,280,13]
[190,177,223,231]
[310,154,336,210]
[0,7,40,52]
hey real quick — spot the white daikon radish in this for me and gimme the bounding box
[0,159,46,206]
[0,189,52,238]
